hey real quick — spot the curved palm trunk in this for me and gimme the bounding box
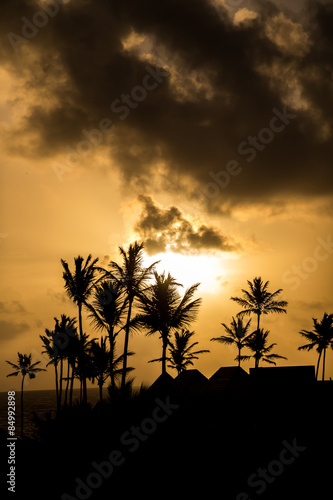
[315,350,322,380]
[20,375,25,438]
[78,302,87,404]
[121,300,133,392]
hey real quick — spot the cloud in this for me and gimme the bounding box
[135,194,239,254]
[0,320,29,341]
[0,300,26,314]
[0,0,332,209]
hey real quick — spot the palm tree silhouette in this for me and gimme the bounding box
[211,317,253,367]
[41,316,78,411]
[298,313,333,380]
[150,329,209,374]
[109,242,158,392]
[86,279,126,388]
[231,277,288,330]
[133,271,202,375]
[6,353,46,437]
[61,254,103,403]
[88,337,111,403]
[240,329,287,368]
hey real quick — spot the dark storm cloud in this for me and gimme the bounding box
[135,194,238,254]
[1,0,333,206]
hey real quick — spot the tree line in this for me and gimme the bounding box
[6,242,333,438]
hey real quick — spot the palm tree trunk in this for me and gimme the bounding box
[54,362,60,413]
[315,350,322,380]
[322,347,326,381]
[99,381,103,403]
[255,355,259,369]
[78,302,87,404]
[20,375,25,438]
[69,363,75,407]
[238,346,241,367]
[162,335,168,376]
[257,313,261,331]
[64,359,70,406]
[59,357,63,409]
[121,299,133,392]
[108,326,115,389]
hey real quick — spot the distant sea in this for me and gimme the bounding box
[0,388,104,439]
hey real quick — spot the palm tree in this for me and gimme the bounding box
[6,353,46,437]
[86,279,126,388]
[133,271,202,375]
[109,241,158,392]
[61,254,104,403]
[40,329,61,412]
[88,337,110,403]
[211,317,253,367]
[298,313,333,380]
[230,277,288,330]
[240,329,287,368]
[150,329,209,374]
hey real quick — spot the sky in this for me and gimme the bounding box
[0,0,332,391]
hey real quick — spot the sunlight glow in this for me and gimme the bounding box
[145,251,227,292]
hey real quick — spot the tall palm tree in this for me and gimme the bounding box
[150,329,209,374]
[231,277,288,330]
[6,353,46,437]
[61,254,104,403]
[211,317,253,367]
[298,313,333,380]
[109,241,158,391]
[86,279,126,388]
[133,271,202,375]
[240,329,287,368]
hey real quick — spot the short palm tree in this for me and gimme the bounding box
[231,277,288,330]
[150,329,209,374]
[133,271,202,375]
[88,337,110,403]
[211,317,253,367]
[241,329,287,368]
[6,353,46,437]
[61,254,104,403]
[109,242,158,391]
[298,313,333,380]
[86,279,127,388]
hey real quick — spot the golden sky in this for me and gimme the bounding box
[1,0,333,390]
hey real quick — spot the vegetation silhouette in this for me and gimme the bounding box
[132,271,202,375]
[239,328,288,368]
[149,328,209,374]
[231,276,288,330]
[298,312,333,380]
[61,254,105,403]
[3,245,333,500]
[6,353,46,437]
[109,242,158,392]
[86,279,127,388]
[211,316,253,367]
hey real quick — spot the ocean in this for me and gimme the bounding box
[0,388,103,439]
